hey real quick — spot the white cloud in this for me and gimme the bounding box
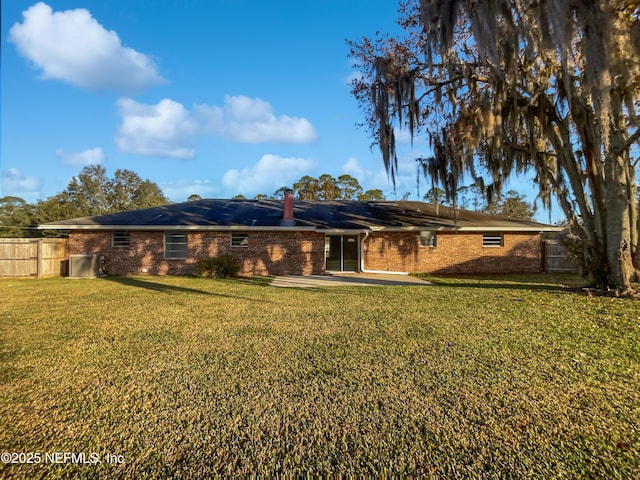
[342,157,367,179]
[55,147,106,166]
[342,155,427,199]
[161,179,218,202]
[114,96,317,158]
[222,154,316,196]
[196,95,317,144]
[115,98,198,159]
[342,157,392,191]
[9,2,164,92]
[2,168,42,194]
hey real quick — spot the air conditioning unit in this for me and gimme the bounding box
[68,254,104,278]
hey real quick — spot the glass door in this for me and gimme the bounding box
[342,236,359,271]
[325,235,359,272]
[325,236,342,271]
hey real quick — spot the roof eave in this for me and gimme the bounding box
[454,226,562,232]
[369,225,562,232]
[317,228,369,234]
[38,224,319,231]
[43,224,562,233]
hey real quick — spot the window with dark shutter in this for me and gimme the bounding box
[231,233,249,247]
[112,231,130,247]
[419,231,437,247]
[164,232,188,259]
[482,233,503,247]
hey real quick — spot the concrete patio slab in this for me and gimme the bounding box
[270,273,433,288]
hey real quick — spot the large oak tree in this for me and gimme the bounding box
[350,0,640,292]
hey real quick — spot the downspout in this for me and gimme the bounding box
[360,230,409,275]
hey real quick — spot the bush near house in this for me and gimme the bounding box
[197,254,240,278]
[0,274,638,478]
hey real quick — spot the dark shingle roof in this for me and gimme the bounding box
[41,199,556,231]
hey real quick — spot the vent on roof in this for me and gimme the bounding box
[68,254,104,278]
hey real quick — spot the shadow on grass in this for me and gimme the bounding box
[416,273,581,293]
[269,283,405,298]
[100,275,274,301]
[234,276,274,287]
[275,286,387,296]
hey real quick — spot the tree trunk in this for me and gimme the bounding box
[603,148,636,292]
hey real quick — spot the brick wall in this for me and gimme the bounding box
[363,231,542,274]
[69,229,543,276]
[68,230,325,276]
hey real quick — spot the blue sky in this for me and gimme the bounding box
[1,0,558,222]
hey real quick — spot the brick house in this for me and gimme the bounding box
[41,192,560,276]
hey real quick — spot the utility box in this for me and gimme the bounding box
[68,254,104,278]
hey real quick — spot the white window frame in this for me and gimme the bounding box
[231,232,249,247]
[164,231,188,259]
[482,233,504,247]
[419,231,437,248]
[112,230,131,248]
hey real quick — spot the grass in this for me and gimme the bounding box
[0,273,638,478]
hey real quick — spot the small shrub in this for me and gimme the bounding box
[197,254,240,278]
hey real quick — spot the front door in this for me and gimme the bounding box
[325,235,359,272]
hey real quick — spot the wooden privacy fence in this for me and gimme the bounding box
[542,239,576,272]
[0,238,69,278]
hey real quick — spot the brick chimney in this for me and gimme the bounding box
[281,189,295,226]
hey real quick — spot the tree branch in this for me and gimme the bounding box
[620,128,640,156]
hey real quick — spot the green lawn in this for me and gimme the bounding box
[1,274,638,478]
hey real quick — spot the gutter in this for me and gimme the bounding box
[359,230,409,275]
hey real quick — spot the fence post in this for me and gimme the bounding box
[36,239,43,279]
